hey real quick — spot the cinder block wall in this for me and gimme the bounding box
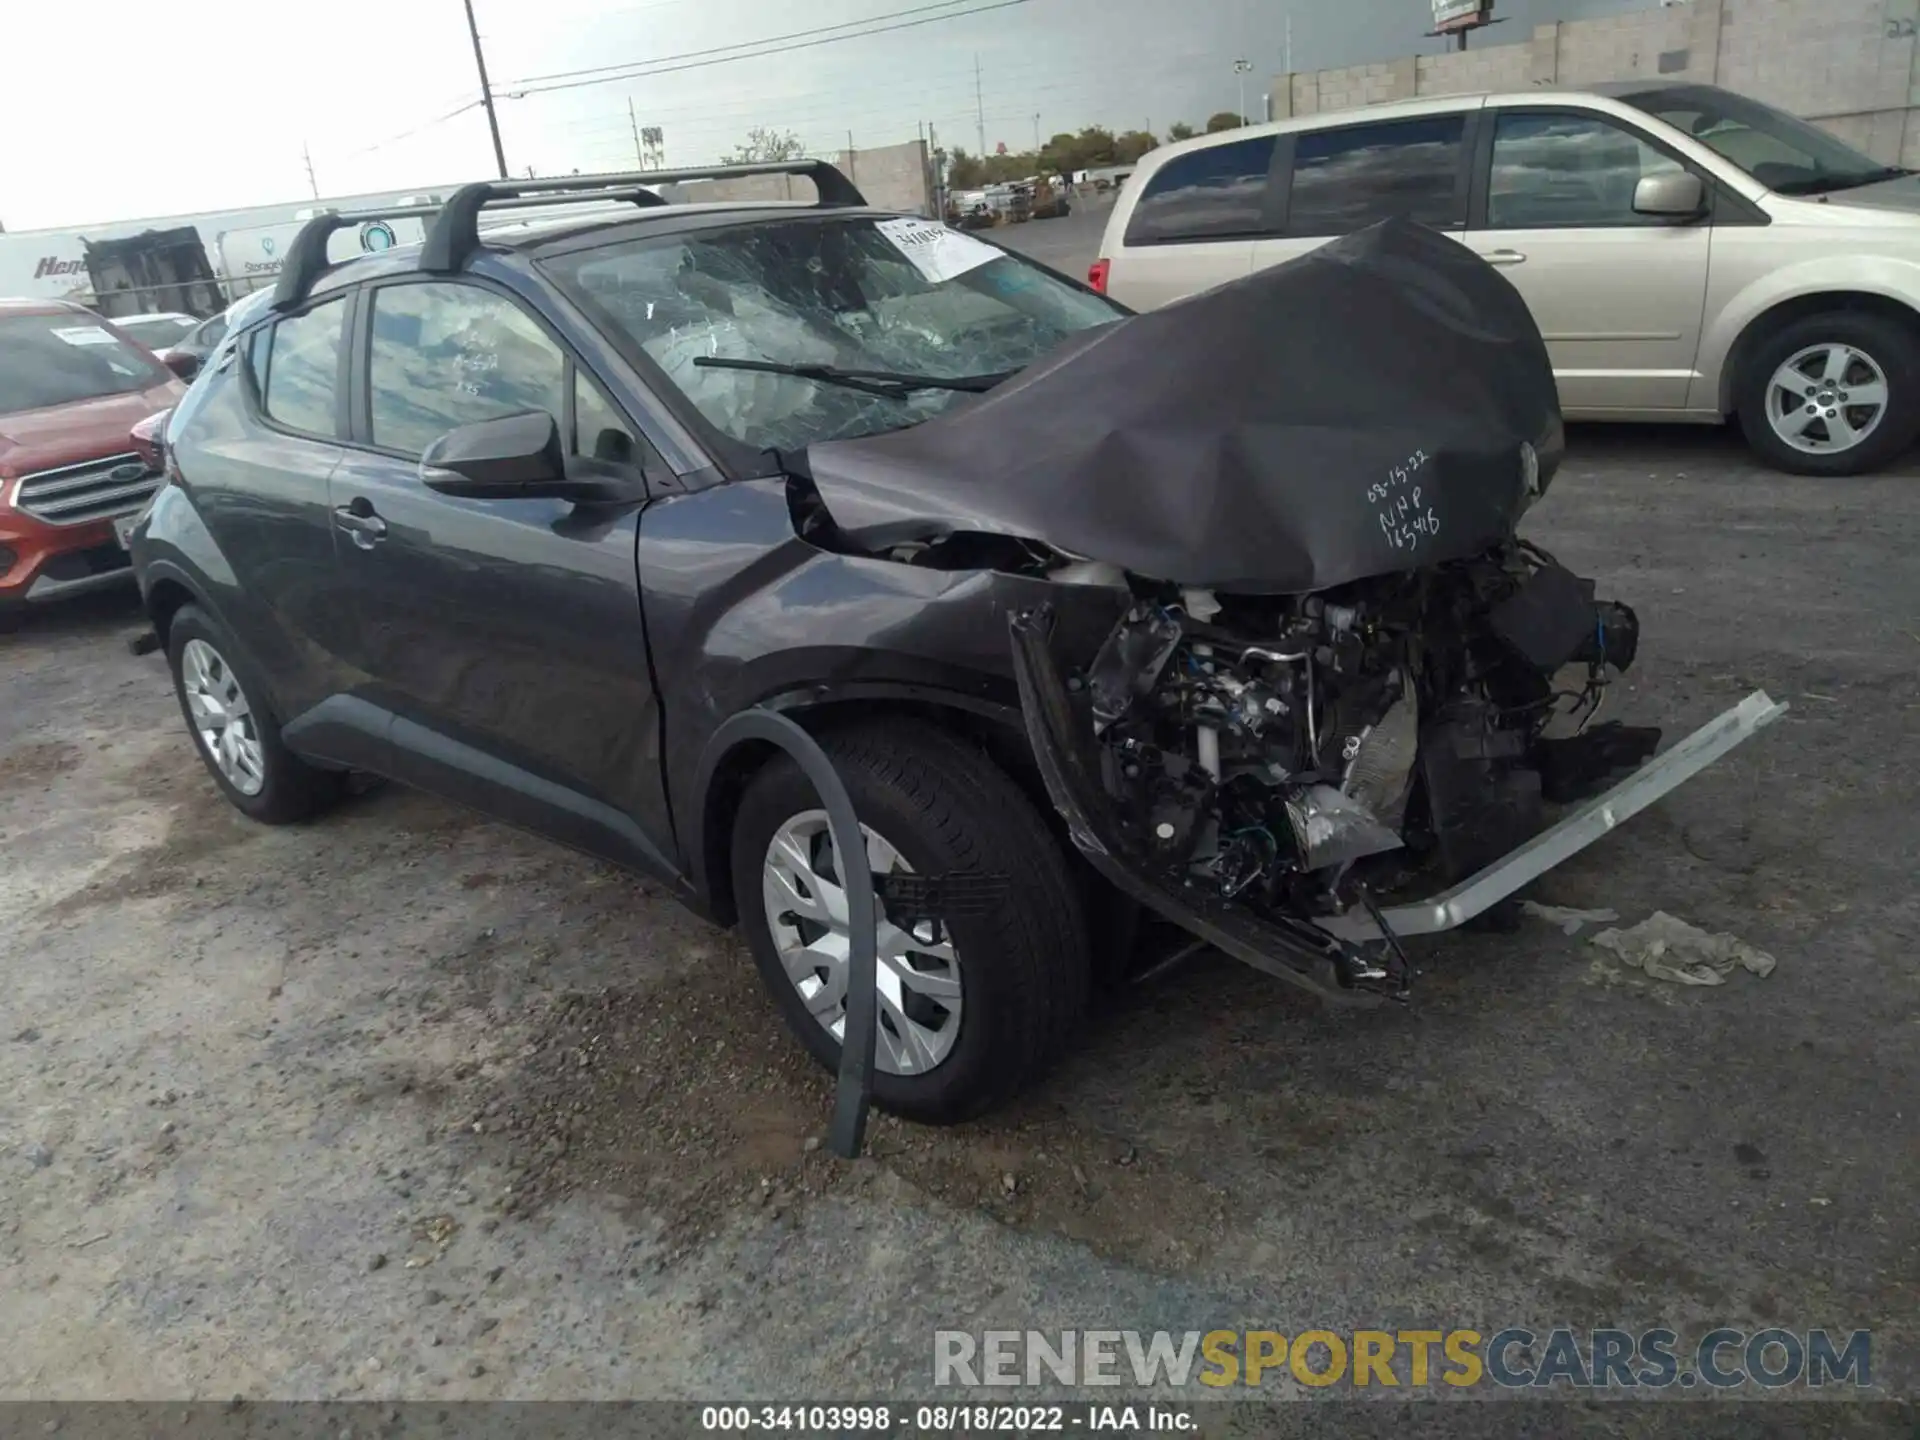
[665,141,933,215]
[1269,0,1920,167]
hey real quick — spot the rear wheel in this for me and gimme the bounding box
[166,605,344,824]
[730,720,1089,1124]
[1737,312,1920,476]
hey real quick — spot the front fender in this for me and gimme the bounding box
[1699,253,1920,412]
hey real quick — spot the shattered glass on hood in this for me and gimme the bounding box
[804,217,1567,594]
[543,216,1123,453]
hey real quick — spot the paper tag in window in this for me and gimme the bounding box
[52,325,119,347]
[875,217,999,284]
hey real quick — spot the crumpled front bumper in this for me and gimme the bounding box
[1313,689,1787,943]
[1007,607,1787,1003]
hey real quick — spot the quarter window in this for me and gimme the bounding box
[257,299,346,437]
[1487,112,1688,228]
[1124,136,1277,244]
[574,373,633,461]
[1287,115,1467,236]
[367,282,565,457]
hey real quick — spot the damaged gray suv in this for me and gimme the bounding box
[129,162,1783,1123]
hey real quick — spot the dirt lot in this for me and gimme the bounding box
[3,423,1918,1423]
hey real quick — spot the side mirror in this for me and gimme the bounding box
[162,349,201,381]
[420,410,644,505]
[1632,172,1707,219]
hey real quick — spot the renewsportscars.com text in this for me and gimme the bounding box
[934,1328,1873,1391]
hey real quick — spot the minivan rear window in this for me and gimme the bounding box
[1124,136,1278,245]
[1286,115,1468,236]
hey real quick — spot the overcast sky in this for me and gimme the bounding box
[1,0,1658,230]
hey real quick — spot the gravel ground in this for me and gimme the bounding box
[2,414,1917,1424]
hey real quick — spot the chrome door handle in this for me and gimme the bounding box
[334,502,387,548]
[1484,248,1527,266]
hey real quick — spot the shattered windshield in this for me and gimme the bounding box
[542,215,1124,451]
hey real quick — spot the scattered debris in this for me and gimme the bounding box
[1520,901,1620,936]
[368,1253,389,1272]
[1588,912,1777,986]
[67,1232,111,1250]
[11,1028,40,1044]
[23,1143,53,1169]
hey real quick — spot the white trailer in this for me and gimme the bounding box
[0,186,458,314]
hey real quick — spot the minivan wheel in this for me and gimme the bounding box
[166,604,344,824]
[729,720,1089,1124]
[1738,312,1920,476]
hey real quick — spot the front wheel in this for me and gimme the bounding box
[166,604,344,824]
[1737,312,1920,476]
[730,720,1089,1124]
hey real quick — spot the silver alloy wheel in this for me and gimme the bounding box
[761,810,963,1075]
[181,638,266,796]
[1766,343,1891,457]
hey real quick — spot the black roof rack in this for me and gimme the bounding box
[418,160,868,276]
[269,205,443,313]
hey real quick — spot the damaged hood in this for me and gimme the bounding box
[803,218,1564,593]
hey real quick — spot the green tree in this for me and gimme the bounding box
[728,126,806,163]
[946,147,987,189]
[1115,130,1158,164]
[1204,111,1245,134]
[1074,125,1119,167]
[1167,121,1197,141]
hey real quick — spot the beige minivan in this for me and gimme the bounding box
[1093,81,1919,476]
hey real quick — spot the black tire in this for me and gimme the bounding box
[165,604,344,824]
[1736,311,1920,476]
[730,719,1089,1124]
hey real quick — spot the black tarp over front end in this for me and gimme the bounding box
[804,217,1565,594]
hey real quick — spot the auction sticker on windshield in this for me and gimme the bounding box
[876,217,1000,284]
[52,325,119,347]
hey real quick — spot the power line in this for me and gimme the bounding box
[497,0,994,88]
[501,0,1034,98]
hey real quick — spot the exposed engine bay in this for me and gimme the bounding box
[792,218,1787,1003]
[1070,543,1656,996]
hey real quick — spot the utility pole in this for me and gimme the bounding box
[1032,113,1040,153]
[974,54,986,158]
[1286,11,1294,74]
[628,98,643,167]
[1233,59,1252,125]
[301,142,318,199]
[462,0,510,179]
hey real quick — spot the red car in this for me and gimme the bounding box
[1,299,188,627]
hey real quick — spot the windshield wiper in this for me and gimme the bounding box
[691,356,1007,397]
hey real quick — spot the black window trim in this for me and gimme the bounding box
[1469,102,1771,231]
[1119,133,1289,248]
[238,293,354,446]
[341,271,657,473]
[1274,108,1481,241]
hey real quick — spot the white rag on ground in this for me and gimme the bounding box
[1587,910,1778,985]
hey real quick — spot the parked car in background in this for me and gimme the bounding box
[0,299,186,626]
[112,311,201,356]
[1094,80,1920,475]
[162,287,277,380]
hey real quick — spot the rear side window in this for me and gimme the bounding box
[1286,115,1468,236]
[256,299,346,438]
[1125,137,1277,245]
[367,282,564,457]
